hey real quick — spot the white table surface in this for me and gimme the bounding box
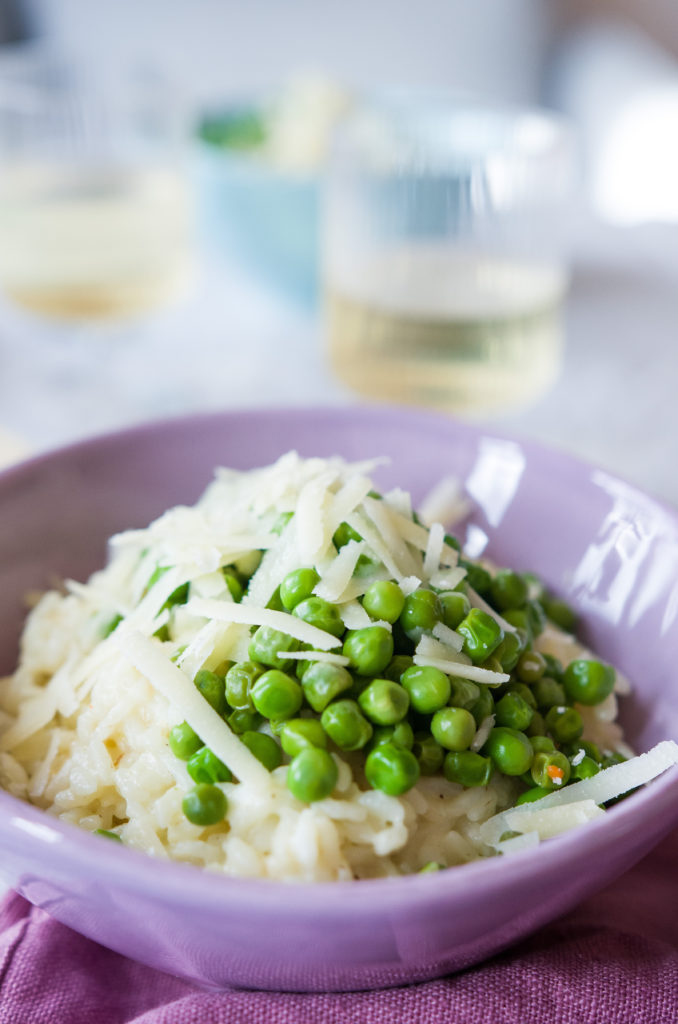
[0,215,676,507]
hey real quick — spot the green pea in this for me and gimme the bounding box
[459,560,492,596]
[353,553,379,578]
[412,733,445,775]
[493,631,523,672]
[287,747,338,802]
[563,659,616,706]
[494,691,534,732]
[437,590,470,630]
[226,709,261,734]
[530,735,555,754]
[271,511,294,536]
[291,646,313,681]
[333,521,362,549]
[515,786,550,805]
[382,654,414,683]
[279,718,327,757]
[345,673,371,701]
[168,721,202,760]
[544,705,583,744]
[240,731,282,771]
[343,626,394,676]
[469,685,494,726]
[358,679,410,725]
[362,581,405,623]
[301,661,353,712]
[521,571,545,599]
[490,569,528,612]
[182,783,227,826]
[266,587,285,612]
[542,595,577,633]
[542,653,564,682]
[571,754,601,780]
[526,711,547,738]
[251,670,303,721]
[526,599,547,638]
[502,608,530,635]
[431,707,476,751]
[186,747,232,785]
[293,597,345,639]
[443,750,494,787]
[321,699,373,751]
[483,727,533,776]
[249,626,300,670]
[530,750,571,790]
[456,608,503,664]
[399,589,442,643]
[225,661,262,711]
[222,569,243,603]
[193,669,226,716]
[602,751,628,769]
[165,582,189,610]
[400,665,451,714]
[100,613,123,639]
[145,564,166,592]
[533,676,566,709]
[368,721,415,752]
[234,550,262,578]
[507,682,537,709]
[145,565,189,611]
[577,739,603,763]
[280,567,320,611]
[365,742,420,796]
[448,677,481,710]
[516,650,546,683]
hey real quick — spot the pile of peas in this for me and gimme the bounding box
[165,523,619,829]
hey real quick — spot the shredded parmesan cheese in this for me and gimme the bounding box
[466,586,517,634]
[412,654,509,686]
[114,629,271,789]
[185,598,342,650]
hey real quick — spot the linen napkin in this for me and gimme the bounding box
[1,827,677,1024]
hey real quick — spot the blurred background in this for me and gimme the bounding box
[0,0,676,503]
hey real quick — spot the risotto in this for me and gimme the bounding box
[0,453,674,882]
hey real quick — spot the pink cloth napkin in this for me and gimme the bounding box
[1,829,677,1024]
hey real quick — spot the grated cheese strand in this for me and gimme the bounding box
[115,629,271,789]
[423,522,445,579]
[186,598,342,650]
[431,621,464,652]
[345,509,405,581]
[362,496,422,578]
[284,650,351,667]
[314,540,366,603]
[466,586,517,634]
[412,654,509,686]
[385,510,460,568]
[480,740,678,846]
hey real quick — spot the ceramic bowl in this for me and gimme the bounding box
[1,406,677,992]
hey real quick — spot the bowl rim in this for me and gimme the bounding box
[1,403,677,912]
[2,404,676,519]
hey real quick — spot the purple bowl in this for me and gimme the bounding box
[1,405,677,992]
